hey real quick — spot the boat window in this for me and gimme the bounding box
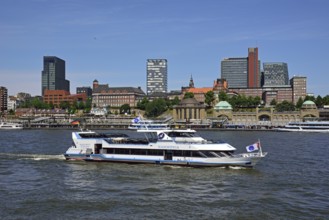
[226,151,234,156]
[148,150,164,156]
[101,148,220,158]
[200,151,217,157]
[172,150,190,157]
[167,132,176,137]
[130,149,148,155]
[105,148,166,156]
[198,151,208,158]
[213,151,225,157]
[79,133,107,138]
[191,151,204,157]
[105,133,129,138]
[167,132,195,138]
[126,138,149,145]
[173,150,182,156]
[183,151,191,157]
[107,148,115,154]
[114,148,130,155]
[217,151,233,157]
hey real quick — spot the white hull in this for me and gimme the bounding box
[0,128,23,130]
[65,151,266,167]
[0,123,23,130]
[276,128,329,133]
[277,121,329,133]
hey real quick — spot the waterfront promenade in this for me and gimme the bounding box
[1,116,276,130]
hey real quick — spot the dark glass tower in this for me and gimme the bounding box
[41,56,70,96]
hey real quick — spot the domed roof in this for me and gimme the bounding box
[302,100,316,105]
[301,100,317,110]
[214,101,232,110]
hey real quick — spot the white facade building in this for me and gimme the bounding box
[147,59,168,95]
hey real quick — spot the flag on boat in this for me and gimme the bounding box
[132,116,141,123]
[246,142,260,152]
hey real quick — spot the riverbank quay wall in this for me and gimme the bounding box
[211,106,320,127]
[3,100,324,129]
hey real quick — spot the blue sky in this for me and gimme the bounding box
[1,0,329,96]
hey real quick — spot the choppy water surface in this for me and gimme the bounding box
[0,129,328,219]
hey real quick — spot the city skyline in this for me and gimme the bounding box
[1,0,329,97]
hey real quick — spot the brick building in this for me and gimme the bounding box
[92,80,145,108]
[43,89,87,107]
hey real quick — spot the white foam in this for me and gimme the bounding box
[0,153,65,161]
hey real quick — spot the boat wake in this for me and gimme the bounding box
[226,166,248,170]
[0,153,65,161]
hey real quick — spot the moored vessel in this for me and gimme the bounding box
[128,116,170,130]
[0,122,24,130]
[276,121,329,133]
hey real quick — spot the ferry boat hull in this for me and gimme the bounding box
[65,151,266,167]
[276,121,329,133]
[0,122,23,130]
[276,128,329,133]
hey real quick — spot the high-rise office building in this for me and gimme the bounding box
[221,48,260,88]
[0,86,8,113]
[146,59,167,95]
[221,58,248,88]
[263,62,289,87]
[41,56,70,96]
[248,48,260,88]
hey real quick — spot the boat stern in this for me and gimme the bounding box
[64,146,88,161]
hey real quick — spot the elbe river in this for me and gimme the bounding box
[0,129,328,220]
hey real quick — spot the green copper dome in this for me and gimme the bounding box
[214,101,232,110]
[302,100,316,105]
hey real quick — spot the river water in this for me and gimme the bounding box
[0,129,328,220]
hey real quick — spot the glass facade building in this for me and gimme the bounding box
[146,59,168,95]
[221,58,248,88]
[263,62,289,87]
[41,56,70,96]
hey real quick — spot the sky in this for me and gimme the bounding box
[1,0,329,97]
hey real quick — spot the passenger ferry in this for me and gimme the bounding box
[128,118,170,130]
[276,121,329,133]
[0,122,23,130]
[64,129,267,167]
